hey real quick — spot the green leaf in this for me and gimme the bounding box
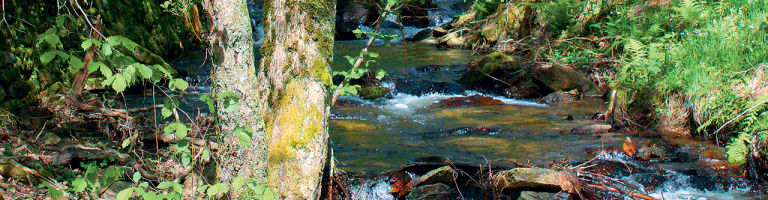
[176,123,188,138]
[69,56,84,71]
[263,187,275,200]
[232,176,245,190]
[181,155,191,166]
[197,185,210,194]
[56,15,66,26]
[108,36,122,46]
[47,186,64,198]
[102,74,117,87]
[139,182,149,188]
[100,65,113,78]
[132,172,141,183]
[89,61,106,74]
[161,107,173,119]
[116,188,134,200]
[102,43,113,57]
[72,178,87,193]
[375,69,387,79]
[352,29,363,39]
[367,52,380,58]
[44,33,62,48]
[113,75,127,93]
[201,148,210,162]
[163,122,177,135]
[174,79,189,91]
[200,94,215,113]
[122,138,131,148]
[40,51,67,64]
[208,183,229,197]
[104,166,122,187]
[237,130,252,148]
[81,39,94,50]
[157,181,174,189]
[139,64,153,79]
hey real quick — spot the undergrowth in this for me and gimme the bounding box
[530,0,768,163]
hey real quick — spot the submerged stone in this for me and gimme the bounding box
[430,94,503,108]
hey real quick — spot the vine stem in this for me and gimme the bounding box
[330,4,393,106]
[74,0,107,40]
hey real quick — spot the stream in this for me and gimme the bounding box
[126,41,759,199]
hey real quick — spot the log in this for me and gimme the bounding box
[492,167,578,193]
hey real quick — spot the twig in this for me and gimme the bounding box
[714,96,768,134]
[330,4,393,106]
[74,0,106,40]
[0,0,8,31]
[127,105,164,113]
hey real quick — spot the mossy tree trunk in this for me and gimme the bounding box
[201,0,335,198]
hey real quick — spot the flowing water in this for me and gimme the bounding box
[132,41,760,199]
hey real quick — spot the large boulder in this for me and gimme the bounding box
[458,52,524,92]
[534,63,596,95]
[336,2,374,40]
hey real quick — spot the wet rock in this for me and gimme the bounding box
[433,27,448,37]
[535,63,596,95]
[336,2,374,40]
[410,29,433,42]
[539,90,579,103]
[636,145,652,161]
[570,124,612,135]
[390,171,412,197]
[405,183,455,200]
[430,94,503,108]
[458,52,523,92]
[409,166,455,187]
[622,137,636,157]
[358,86,391,99]
[41,132,61,146]
[437,32,465,48]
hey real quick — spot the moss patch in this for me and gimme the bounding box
[312,58,332,87]
[268,80,323,162]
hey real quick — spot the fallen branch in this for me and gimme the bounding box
[492,167,578,193]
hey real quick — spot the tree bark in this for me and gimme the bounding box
[201,0,335,198]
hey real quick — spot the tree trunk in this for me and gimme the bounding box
[201,0,335,198]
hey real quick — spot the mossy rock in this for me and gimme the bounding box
[458,52,523,91]
[359,86,390,99]
[534,63,595,94]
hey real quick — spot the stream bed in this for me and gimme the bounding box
[137,41,761,199]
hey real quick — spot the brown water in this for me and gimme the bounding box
[328,41,756,199]
[330,93,613,173]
